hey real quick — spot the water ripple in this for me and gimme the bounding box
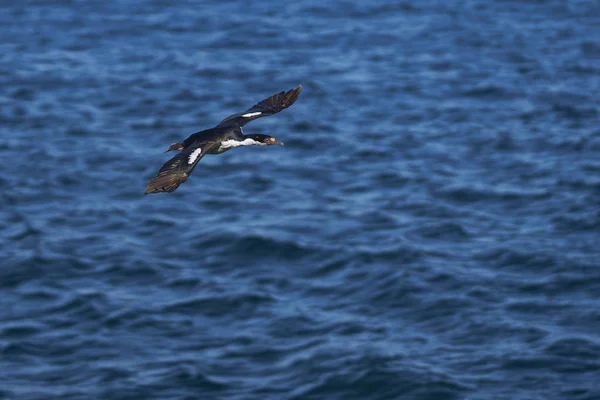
[2,0,600,399]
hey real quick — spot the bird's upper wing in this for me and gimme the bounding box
[217,85,302,128]
[145,141,218,194]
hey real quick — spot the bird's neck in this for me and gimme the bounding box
[240,135,267,146]
[219,137,265,150]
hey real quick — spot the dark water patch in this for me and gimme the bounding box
[351,244,426,266]
[95,261,164,286]
[20,288,61,303]
[366,272,429,310]
[474,247,558,272]
[560,388,600,400]
[266,314,324,338]
[408,296,475,329]
[140,215,178,229]
[435,183,551,204]
[580,41,600,58]
[545,273,600,297]
[164,276,203,290]
[47,291,110,322]
[11,87,36,101]
[493,131,518,151]
[161,292,276,318]
[555,172,600,190]
[132,362,230,395]
[102,307,149,329]
[545,337,600,361]
[552,104,597,122]
[504,300,571,316]
[1,336,85,361]
[188,233,330,263]
[460,84,515,100]
[356,210,399,231]
[504,353,600,375]
[3,219,42,241]
[466,285,502,302]
[394,199,462,219]
[368,170,412,187]
[289,353,469,400]
[407,221,471,241]
[1,322,44,339]
[303,255,351,279]
[95,365,136,384]
[0,253,95,289]
[500,355,560,372]
[451,319,549,348]
[552,211,600,232]
[222,337,325,365]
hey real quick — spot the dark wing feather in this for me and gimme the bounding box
[145,141,218,194]
[217,85,302,128]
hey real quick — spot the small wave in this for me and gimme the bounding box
[1,322,43,339]
[474,247,558,272]
[161,292,276,318]
[461,84,515,100]
[407,221,471,240]
[189,233,330,262]
[435,183,551,204]
[10,87,36,101]
[48,291,109,322]
[289,353,469,400]
[552,103,597,121]
[222,337,325,366]
[504,300,570,315]
[170,88,204,102]
[545,337,600,361]
[141,362,230,392]
[552,211,600,232]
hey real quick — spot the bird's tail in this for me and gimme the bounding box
[144,173,188,194]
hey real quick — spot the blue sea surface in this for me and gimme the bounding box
[1,1,600,399]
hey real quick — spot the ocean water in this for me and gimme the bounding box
[1,0,600,399]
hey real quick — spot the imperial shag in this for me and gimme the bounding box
[145,85,302,194]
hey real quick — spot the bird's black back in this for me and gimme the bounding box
[181,125,243,149]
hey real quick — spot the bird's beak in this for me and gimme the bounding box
[268,138,284,146]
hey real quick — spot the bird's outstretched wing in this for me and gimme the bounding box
[145,141,218,194]
[217,85,302,128]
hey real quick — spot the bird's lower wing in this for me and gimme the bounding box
[145,142,217,194]
[217,85,302,127]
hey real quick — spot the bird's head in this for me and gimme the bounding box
[245,134,284,146]
[164,142,184,152]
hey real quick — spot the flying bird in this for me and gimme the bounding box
[145,85,302,194]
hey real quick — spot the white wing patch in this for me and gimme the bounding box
[241,112,262,118]
[188,148,202,164]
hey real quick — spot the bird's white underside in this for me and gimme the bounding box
[218,138,266,151]
[241,112,262,117]
[188,148,202,164]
